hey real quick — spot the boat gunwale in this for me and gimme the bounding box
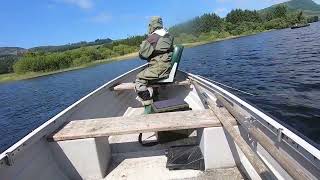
[0,64,147,166]
[185,72,320,161]
[197,75,320,150]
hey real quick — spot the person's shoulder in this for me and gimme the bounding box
[147,33,161,44]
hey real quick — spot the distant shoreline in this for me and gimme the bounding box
[0,52,138,83]
[0,30,272,84]
[182,30,274,48]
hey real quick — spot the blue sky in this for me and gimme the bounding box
[0,0,319,48]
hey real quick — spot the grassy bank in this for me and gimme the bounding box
[0,52,138,83]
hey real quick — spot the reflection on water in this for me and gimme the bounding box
[0,22,319,153]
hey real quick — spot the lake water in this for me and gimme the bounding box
[1,22,319,153]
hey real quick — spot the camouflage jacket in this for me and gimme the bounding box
[137,29,174,80]
[139,29,174,63]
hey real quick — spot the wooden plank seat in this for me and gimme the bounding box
[49,110,221,141]
[111,80,190,91]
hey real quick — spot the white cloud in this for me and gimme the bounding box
[61,0,93,9]
[89,13,112,23]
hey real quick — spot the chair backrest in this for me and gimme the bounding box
[158,45,184,83]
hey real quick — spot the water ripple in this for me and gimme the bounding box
[0,60,143,152]
[181,22,320,146]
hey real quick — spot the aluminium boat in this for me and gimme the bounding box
[291,23,310,29]
[0,62,320,179]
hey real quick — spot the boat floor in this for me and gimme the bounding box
[106,153,243,180]
[104,107,245,180]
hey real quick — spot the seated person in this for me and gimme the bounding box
[135,16,174,106]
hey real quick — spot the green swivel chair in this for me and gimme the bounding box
[157,45,184,83]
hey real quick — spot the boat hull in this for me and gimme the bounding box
[0,65,319,180]
[291,23,310,29]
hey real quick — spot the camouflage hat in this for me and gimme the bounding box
[148,16,163,34]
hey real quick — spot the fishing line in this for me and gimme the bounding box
[198,75,289,98]
[198,75,257,96]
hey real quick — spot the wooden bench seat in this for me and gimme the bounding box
[49,110,221,141]
[111,80,190,91]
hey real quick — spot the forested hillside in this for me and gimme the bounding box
[12,36,145,74]
[0,55,19,74]
[0,47,26,74]
[0,47,26,56]
[169,4,318,44]
[261,0,320,16]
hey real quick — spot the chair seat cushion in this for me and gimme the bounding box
[152,98,190,113]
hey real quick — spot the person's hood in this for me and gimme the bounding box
[148,16,163,34]
[153,28,168,36]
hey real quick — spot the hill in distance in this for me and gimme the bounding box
[0,47,27,57]
[261,0,320,16]
[29,38,113,53]
[0,38,113,57]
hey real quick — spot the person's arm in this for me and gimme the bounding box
[139,40,154,61]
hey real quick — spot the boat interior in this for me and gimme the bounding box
[0,64,320,180]
[50,70,249,180]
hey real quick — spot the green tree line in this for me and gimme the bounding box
[170,5,318,44]
[0,55,19,74]
[12,36,145,74]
